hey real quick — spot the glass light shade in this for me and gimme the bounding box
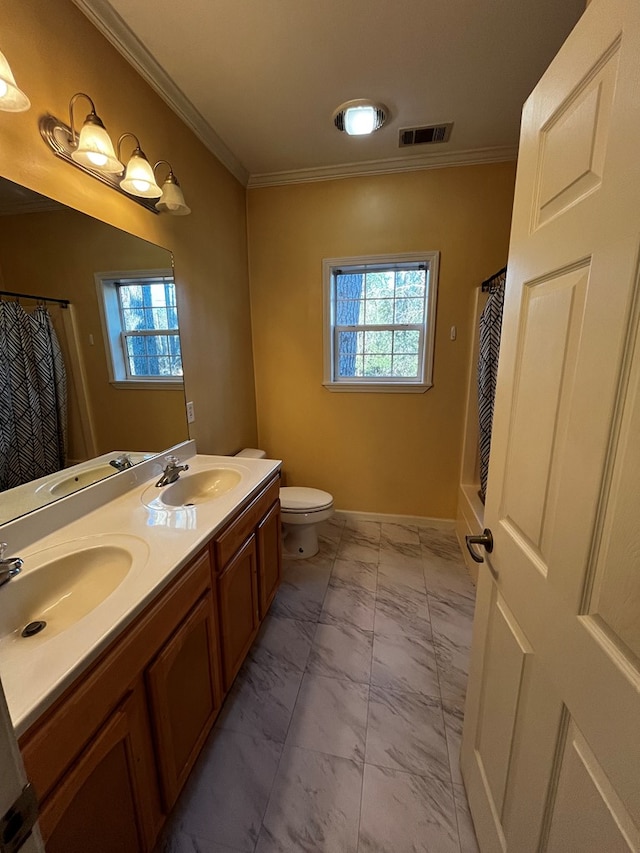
[0,50,30,112]
[120,151,162,198]
[344,105,377,136]
[72,119,123,174]
[155,177,190,215]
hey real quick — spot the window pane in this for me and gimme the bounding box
[336,273,363,300]
[337,331,363,377]
[150,307,168,329]
[365,271,394,299]
[393,354,419,377]
[336,299,363,325]
[126,336,145,356]
[364,330,392,354]
[338,352,364,377]
[337,330,361,354]
[169,335,181,356]
[167,306,179,329]
[394,298,424,324]
[363,354,392,376]
[365,298,394,324]
[393,330,420,354]
[395,270,426,297]
[121,307,145,331]
[130,356,147,376]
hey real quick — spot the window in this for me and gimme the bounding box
[323,252,439,392]
[96,271,184,388]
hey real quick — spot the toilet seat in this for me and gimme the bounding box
[280,486,333,513]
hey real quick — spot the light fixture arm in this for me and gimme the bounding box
[69,92,101,146]
[153,159,174,181]
[117,132,144,160]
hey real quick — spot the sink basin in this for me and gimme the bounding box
[0,535,149,644]
[160,468,242,507]
[39,464,117,497]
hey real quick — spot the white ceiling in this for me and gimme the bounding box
[74,0,585,186]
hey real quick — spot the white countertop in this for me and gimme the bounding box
[0,449,281,737]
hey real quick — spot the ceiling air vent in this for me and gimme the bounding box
[399,123,453,148]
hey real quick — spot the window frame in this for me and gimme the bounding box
[322,251,439,393]
[95,269,184,390]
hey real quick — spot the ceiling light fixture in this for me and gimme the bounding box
[333,99,388,136]
[117,133,162,198]
[154,161,191,215]
[0,49,30,112]
[40,94,189,215]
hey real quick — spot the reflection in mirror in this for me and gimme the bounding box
[0,177,189,525]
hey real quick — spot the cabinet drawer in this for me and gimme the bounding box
[214,474,280,569]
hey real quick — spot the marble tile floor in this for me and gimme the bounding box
[156,515,480,853]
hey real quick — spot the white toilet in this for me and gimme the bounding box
[235,449,334,559]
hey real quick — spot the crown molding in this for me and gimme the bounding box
[71,1,517,190]
[71,0,249,186]
[247,145,518,188]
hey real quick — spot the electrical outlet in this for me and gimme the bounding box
[186,401,195,423]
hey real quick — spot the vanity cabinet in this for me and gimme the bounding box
[18,470,282,852]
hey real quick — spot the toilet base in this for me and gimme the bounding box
[282,522,319,559]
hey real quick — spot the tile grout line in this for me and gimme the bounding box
[423,542,466,853]
[357,535,380,853]
[254,534,344,848]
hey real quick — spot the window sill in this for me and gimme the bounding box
[110,380,184,391]
[322,382,432,394]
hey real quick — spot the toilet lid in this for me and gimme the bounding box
[280,486,333,512]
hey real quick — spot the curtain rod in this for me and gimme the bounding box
[0,289,70,308]
[481,265,507,292]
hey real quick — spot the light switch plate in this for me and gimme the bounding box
[186,401,195,423]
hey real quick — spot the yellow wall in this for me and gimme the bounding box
[0,208,187,457]
[247,164,516,518]
[1,0,257,456]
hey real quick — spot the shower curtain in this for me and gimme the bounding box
[0,301,67,490]
[477,270,506,503]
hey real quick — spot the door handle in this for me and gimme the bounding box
[465,528,494,563]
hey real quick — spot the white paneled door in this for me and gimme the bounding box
[461,0,640,851]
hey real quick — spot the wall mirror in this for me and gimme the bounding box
[0,176,189,525]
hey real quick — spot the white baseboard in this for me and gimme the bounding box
[333,509,455,528]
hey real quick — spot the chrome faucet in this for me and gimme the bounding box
[109,453,133,471]
[155,455,189,488]
[0,543,23,588]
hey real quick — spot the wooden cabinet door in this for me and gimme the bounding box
[39,686,159,853]
[146,592,222,811]
[218,535,259,691]
[257,500,282,619]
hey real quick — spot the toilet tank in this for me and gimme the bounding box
[234,448,267,459]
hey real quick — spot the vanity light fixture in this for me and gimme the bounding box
[0,49,30,112]
[333,99,388,136]
[154,161,191,216]
[118,133,162,198]
[69,93,123,173]
[40,94,187,214]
